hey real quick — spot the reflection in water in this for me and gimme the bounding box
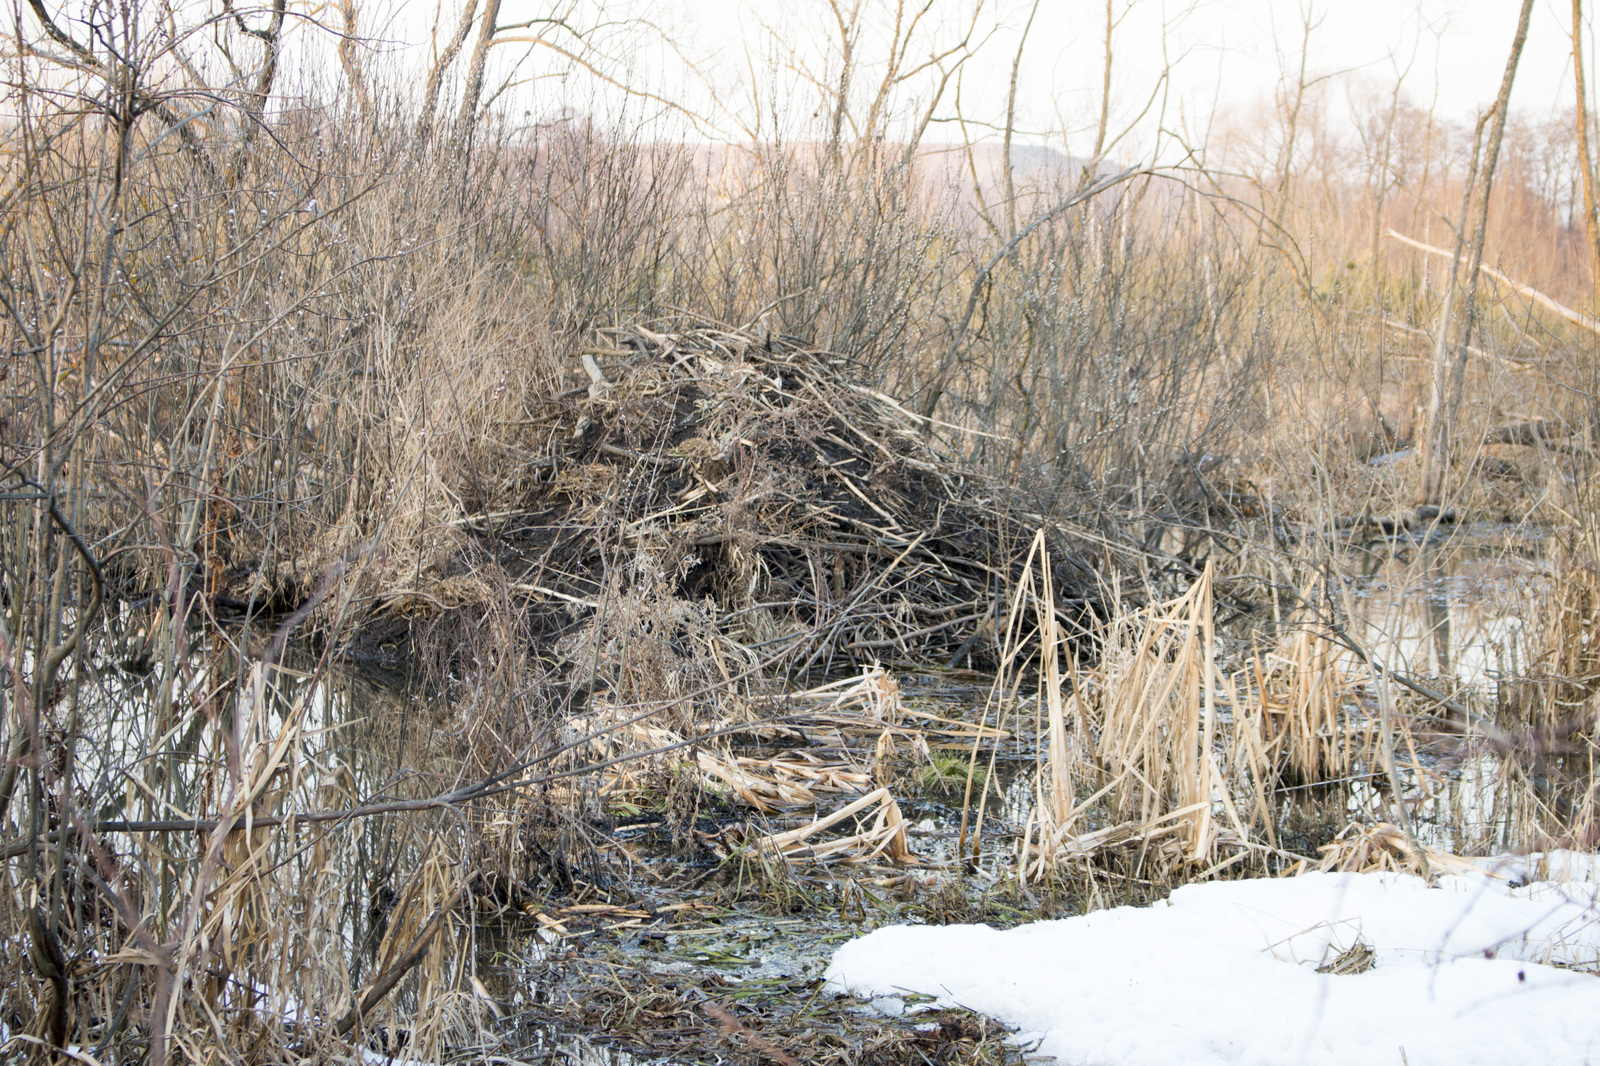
[518,1031,657,1065]
[1345,528,1546,690]
[1343,527,1556,852]
[20,527,1565,1058]
[1349,753,1512,854]
[973,527,1564,862]
[1424,556,1451,676]
[14,633,472,1057]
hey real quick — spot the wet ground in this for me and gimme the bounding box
[426,521,1567,1063]
[144,519,1562,1063]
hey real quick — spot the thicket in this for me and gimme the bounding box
[2,0,1599,1061]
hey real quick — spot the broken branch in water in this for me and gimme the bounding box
[334,872,479,1038]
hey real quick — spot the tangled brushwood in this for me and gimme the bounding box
[351,325,1117,682]
[13,0,1600,1058]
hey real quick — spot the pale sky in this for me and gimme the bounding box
[348,0,1585,154]
[671,1,1581,141]
[1071,0,1579,120]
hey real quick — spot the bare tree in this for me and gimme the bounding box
[1420,0,1536,504]
[1574,0,1600,292]
[1002,0,1042,239]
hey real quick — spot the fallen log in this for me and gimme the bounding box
[1484,419,1570,446]
[1332,505,1457,536]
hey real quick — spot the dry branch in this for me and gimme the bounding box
[1387,229,1600,335]
[334,872,477,1038]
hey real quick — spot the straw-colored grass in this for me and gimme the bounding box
[9,0,1600,1059]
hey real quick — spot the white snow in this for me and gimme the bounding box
[825,869,1600,1065]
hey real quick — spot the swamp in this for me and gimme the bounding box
[5,0,1600,1062]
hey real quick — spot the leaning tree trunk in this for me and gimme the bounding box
[1420,0,1535,504]
[1575,0,1600,293]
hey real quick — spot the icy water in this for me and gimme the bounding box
[482,522,1565,1060]
[465,521,1575,1063]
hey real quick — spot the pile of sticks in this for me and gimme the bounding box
[444,323,1108,675]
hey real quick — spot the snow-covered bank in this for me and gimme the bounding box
[825,870,1600,1065]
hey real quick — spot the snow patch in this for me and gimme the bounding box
[825,870,1600,1065]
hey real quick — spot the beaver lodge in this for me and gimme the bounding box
[339,325,1120,683]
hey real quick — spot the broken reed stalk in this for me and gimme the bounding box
[984,538,1241,882]
[754,786,912,864]
[1249,577,1360,785]
[1017,557,1399,881]
[1091,564,1219,859]
[1041,539,1076,839]
[960,528,1055,865]
[336,871,478,1039]
[1015,530,1100,884]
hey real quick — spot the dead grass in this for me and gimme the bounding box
[7,4,1600,1060]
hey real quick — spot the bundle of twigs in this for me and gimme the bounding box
[362,323,1109,678]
